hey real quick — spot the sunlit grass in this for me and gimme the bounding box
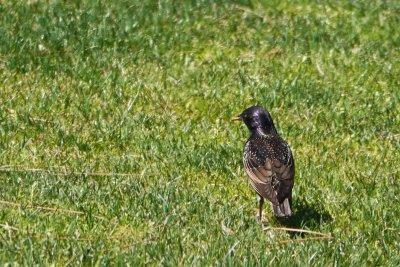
[0,0,399,265]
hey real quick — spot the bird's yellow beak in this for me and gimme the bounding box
[231,116,242,122]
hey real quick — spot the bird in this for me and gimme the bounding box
[233,105,295,220]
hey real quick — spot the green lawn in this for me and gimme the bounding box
[0,0,399,265]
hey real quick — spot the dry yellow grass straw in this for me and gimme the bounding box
[233,4,268,20]
[277,236,332,244]
[0,165,137,177]
[0,222,136,246]
[263,226,332,244]
[0,200,107,221]
[0,223,94,242]
[263,226,331,237]
[0,223,19,231]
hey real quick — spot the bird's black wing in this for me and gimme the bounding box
[243,135,294,204]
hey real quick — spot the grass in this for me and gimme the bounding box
[0,0,399,265]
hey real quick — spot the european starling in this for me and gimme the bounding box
[234,106,295,220]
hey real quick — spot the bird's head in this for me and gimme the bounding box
[233,105,277,135]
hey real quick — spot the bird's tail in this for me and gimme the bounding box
[272,198,292,217]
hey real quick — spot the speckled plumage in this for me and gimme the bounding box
[236,106,295,219]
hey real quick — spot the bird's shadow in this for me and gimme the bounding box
[274,201,332,238]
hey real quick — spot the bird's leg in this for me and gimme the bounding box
[258,196,264,221]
